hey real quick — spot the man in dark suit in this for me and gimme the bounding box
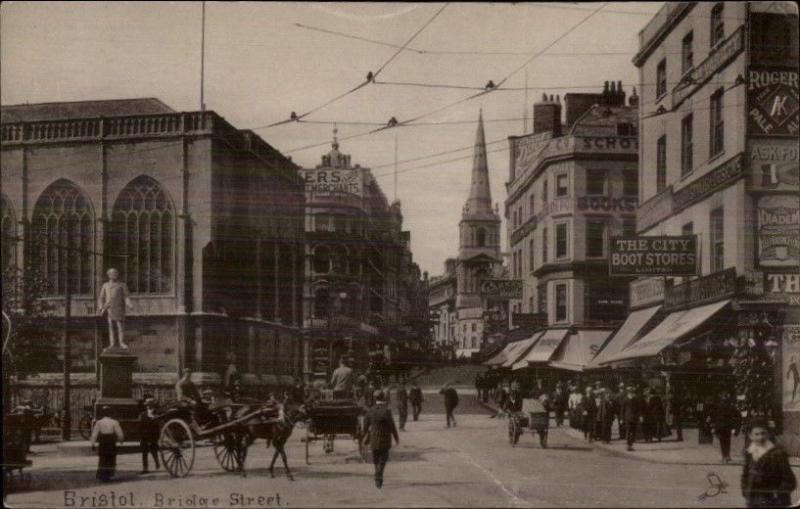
[440,383,459,428]
[409,382,424,421]
[362,390,400,489]
[621,385,644,451]
[138,397,160,474]
[395,381,409,431]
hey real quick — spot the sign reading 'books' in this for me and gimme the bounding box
[609,236,698,277]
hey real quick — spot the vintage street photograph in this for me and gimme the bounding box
[1,2,799,508]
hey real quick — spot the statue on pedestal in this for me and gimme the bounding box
[97,268,133,349]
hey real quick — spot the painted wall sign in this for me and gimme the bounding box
[672,26,744,108]
[609,235,698,277]
[673,153,745,211]
[534,197,574,223]
[748,67,800,136]
[749,138,800,192]
[577,196,638,213]
[757,194,800,268]
[742,271,800,306]
[510,216,537,246]
[783,325,800,412]
[510,132,552,180]
[302,169,363,196]
[664,268,738,310]
[637,188,674,233]
[480,279,523,300]
[630,277,665,309]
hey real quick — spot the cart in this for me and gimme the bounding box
[157,402,280,478]
[304,397,366,464]
[508,398,549,448]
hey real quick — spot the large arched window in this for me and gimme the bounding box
[332,245,349,274]
[31,180,94,295]
[1,194,16,274]
[109,176,174,293]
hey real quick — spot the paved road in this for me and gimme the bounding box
[5,394,785,508]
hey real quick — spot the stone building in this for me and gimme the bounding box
[502,82,639,375]
[300,131,428,380]
[1,98,305,420]
[598,1,799,453]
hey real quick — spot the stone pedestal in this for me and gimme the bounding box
[96,347,142,441]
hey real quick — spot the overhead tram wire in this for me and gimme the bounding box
[368,2,610,133]
[264,3,449,129]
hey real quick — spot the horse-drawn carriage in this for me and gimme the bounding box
[3,412,33,490]
[157,399,289,477]
[508,398,550,448]
[303,393,366,464]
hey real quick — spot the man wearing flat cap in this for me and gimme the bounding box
[362,390,399,489]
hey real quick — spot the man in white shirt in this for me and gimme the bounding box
[90,406,125,481]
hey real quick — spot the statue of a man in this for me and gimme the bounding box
[98,268,133,349]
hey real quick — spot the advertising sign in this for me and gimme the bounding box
[630,277,665,309]
[783,325,800,412]
[302,169,363,196]
[748,67,800,136]
[757,194,800,268]
[749,138,800,192]
[480,279,523,300]
[672,27,744,108]
[664,268,738,310]
[637,189,674,233]
[577,196,637,213]
[510,217,536,246]
[673,153,745,211]
[609,236,698,277]
[511,312,548,329]
[510,131,552,179]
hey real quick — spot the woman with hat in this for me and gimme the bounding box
[90,406,124,481]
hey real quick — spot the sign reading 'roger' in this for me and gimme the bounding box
[609,236,698,277]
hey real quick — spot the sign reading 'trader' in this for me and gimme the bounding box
[609,236,698,277]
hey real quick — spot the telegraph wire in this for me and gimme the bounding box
[264,4,449,128]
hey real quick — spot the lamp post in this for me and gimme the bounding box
[62,250,72,441]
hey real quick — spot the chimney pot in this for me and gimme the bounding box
[617,80,623,93]
[604,81,609,93]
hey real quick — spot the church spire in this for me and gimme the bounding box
[463,109,494,218]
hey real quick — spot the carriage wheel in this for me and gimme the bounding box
[214,430,249,472]
[159,419,195,478]
[78,416,93,441]
[508,419,520,447]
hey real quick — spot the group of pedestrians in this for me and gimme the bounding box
[566,382,668,450]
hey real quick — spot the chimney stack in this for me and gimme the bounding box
[629,86,639,107]
[532,94,562,137]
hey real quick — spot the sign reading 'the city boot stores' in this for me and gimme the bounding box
[609,236,698,276]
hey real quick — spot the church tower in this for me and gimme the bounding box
[456,110,501,311]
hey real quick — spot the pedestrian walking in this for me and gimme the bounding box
[593,389,613,444]
[710,392,741,463]
[741,419,797,508]
[641,387,657,442]
[440,383,459,428]
[648,389,667,442]
[396,381,409,431]
[409,381,424,421]
[90,406,124,482]
[580,386,596,441]
[552,385,568,427]
[330,356,355,399]
[138,398,160,474]
[568,386,583,429]
[613,382,627,440]
[621,385,644,451]
[362,390,400,489]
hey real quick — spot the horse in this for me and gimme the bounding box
[229,401,306,481]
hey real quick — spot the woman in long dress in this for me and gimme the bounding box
[90,406,125,482]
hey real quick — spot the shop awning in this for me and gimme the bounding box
[500,331,544,368]
[456,348,479,359]
[549,330,613,372]
[603,299,731,363]
[484,343,512,366]
[512,328,569,370]
[588,305,662,368]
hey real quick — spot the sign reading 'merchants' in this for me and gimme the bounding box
[609,236,698,276]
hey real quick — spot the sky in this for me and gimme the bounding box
[0,1,662,276]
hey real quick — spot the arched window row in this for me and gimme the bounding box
[108,176,175,294]
[31,180,94,295]
[312,243,362,276]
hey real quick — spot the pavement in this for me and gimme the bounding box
[476,396,800,468]
[5,393,799,508]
